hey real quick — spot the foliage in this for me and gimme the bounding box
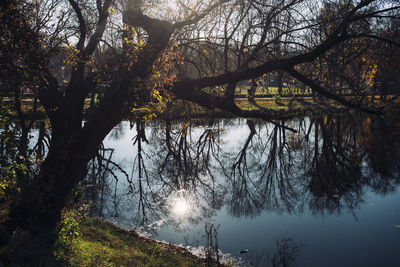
[131,42,184,120]
[54,210,81,265]
[0,103,27,201]
[273,95,283,106]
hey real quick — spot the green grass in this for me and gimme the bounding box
[0,204,221,266]
[71,217,205,266]
[234,85,313,96]
[234,97,314,111]
[56,214,220,267]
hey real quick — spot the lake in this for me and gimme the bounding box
[82,114,400,266]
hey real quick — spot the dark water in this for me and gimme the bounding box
[83,114,400,266]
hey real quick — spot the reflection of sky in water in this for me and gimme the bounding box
[86,117,400,267]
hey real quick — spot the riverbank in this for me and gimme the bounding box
[63,215,223,266]
[0,205,223,266]
[4,94,394,121]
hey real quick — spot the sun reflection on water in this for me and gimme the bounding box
[169,189,193,219]
[172,197,189,216]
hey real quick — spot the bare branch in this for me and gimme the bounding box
[84,0,112,57]
[67,0,87,52]
[173,0,231,30]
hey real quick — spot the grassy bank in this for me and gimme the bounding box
[63,217,218,266]
[0,205,222,266]
[3,94,396,122]
[165,96,352,120]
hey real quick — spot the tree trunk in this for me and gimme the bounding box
[10,133,95,230]
[2,126,100,263]
[277,71,283,96]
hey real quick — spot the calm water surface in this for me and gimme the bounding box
[83,115,400,266]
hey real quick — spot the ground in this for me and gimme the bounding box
[0,203,223,266]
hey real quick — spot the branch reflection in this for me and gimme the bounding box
[83,114,400,230]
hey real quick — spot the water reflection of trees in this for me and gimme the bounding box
[84,114,400,226]
[151,119,227,224]
[306,116,364,215]
[306,115,400,215]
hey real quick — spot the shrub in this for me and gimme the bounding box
[273,95,283,106]
[54,211,80,265]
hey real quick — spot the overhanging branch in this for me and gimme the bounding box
[285,68,381,115]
